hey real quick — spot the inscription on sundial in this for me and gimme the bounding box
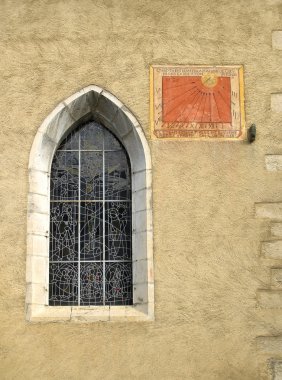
[150,65,245,140]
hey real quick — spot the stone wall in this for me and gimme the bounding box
[0,0,282,379]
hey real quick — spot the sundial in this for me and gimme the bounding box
[150,65,245,140]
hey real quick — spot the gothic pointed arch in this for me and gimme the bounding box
[26,86,153,322]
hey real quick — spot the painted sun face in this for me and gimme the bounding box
[201,72,218,88]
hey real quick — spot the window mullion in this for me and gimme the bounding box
[78,133,81,306]
[102,131,106,306]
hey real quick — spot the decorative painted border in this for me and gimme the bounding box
[26,86,154,322]
[150,64,246,141]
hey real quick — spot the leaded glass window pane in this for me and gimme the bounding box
[49,263,78,306]
[50,151,79,200]
[49,121,132,306]
[105,262,132,305]
[80,202,103,261]
[50,202,79,262]
[104,151,131,200]
[105,202,131,261]
[80,152,103,200]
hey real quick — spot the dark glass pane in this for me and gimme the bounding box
[104,151,131,200]
[104,128,122,150]
[50,203,78,261]
[49,120,133,306]
[80,202,103,261]
[57,129,79,150]
[105,262,132,305]
[80,152,103,200]
[50,151,79,201]
[105,202,131,260]
[80,262,103,305]
[49,262,78,306]
[80,121,104,150]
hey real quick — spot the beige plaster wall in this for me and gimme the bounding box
[0,0,282,379]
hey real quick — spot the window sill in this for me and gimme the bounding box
[26,303,154,323]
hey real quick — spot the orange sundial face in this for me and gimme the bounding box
[162,75,231,123]
[150,65,245,140]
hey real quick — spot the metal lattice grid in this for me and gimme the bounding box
[49,121,132,306]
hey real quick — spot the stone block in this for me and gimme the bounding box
[255,203,282,220]
[134,229,153,261]
[26,305,71,322]
[133,282,154,305]
[272,223,282,238]
[133,169,152,192]
[27,213,49,236]
[112,106,136,137]
[133,259,148,285]
[133,282,148,304]
[28,193,49,214]
[109,306,126,321]
[271,269,282,289]
[133,259,154,285]
[148,283,154,306]
[273,360,282,380]
[26,283,48,305]
[26,255,48,284]
[135,126,152,170]
[71,306,110,322]
[265,155,282,171]
[39,103,74,145]
[28,132,57,172]
[26,234,49,256]
[83,85,103,110]
[122,128,146,172]
[256,335,282,354]
[125,304,152,321]
[257,290,282,308]
[29,169,49,196]
[271,93,282,113]
[147,301,155,321]
[134,230,147,260]
[133,209,148,233]
[64,88,91,123]
[112,103,141,138]
[119,105,140,129]
[262,241,282,259]
[134,188,147,212]
[38,88,102,147]
[147,258,154,283]
[94,90,123,124]
[129,303,149,316]
[272,31,282,50]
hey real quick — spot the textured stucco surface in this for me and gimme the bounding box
[0,0,282,379]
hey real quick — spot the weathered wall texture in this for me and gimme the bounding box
[0,0,282,379]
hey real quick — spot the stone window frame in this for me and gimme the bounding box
[26,85,154,322]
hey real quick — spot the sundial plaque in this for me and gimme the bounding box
[150,65,245,140]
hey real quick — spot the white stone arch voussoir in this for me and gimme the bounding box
[26,85,154,322]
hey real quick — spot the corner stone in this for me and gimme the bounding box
[272,31,282,50]
[257,335,282,354]
[271,223,282,238]
[257,289,282,308]
[271,269,282,289]
[272,360,282,380]
[271,94,282,113]
[255,203,282,220]
[265,155,282,171]
[261,241,282,259]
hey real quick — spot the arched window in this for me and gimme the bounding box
[49,121,132,306]
[26,86,154,322]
